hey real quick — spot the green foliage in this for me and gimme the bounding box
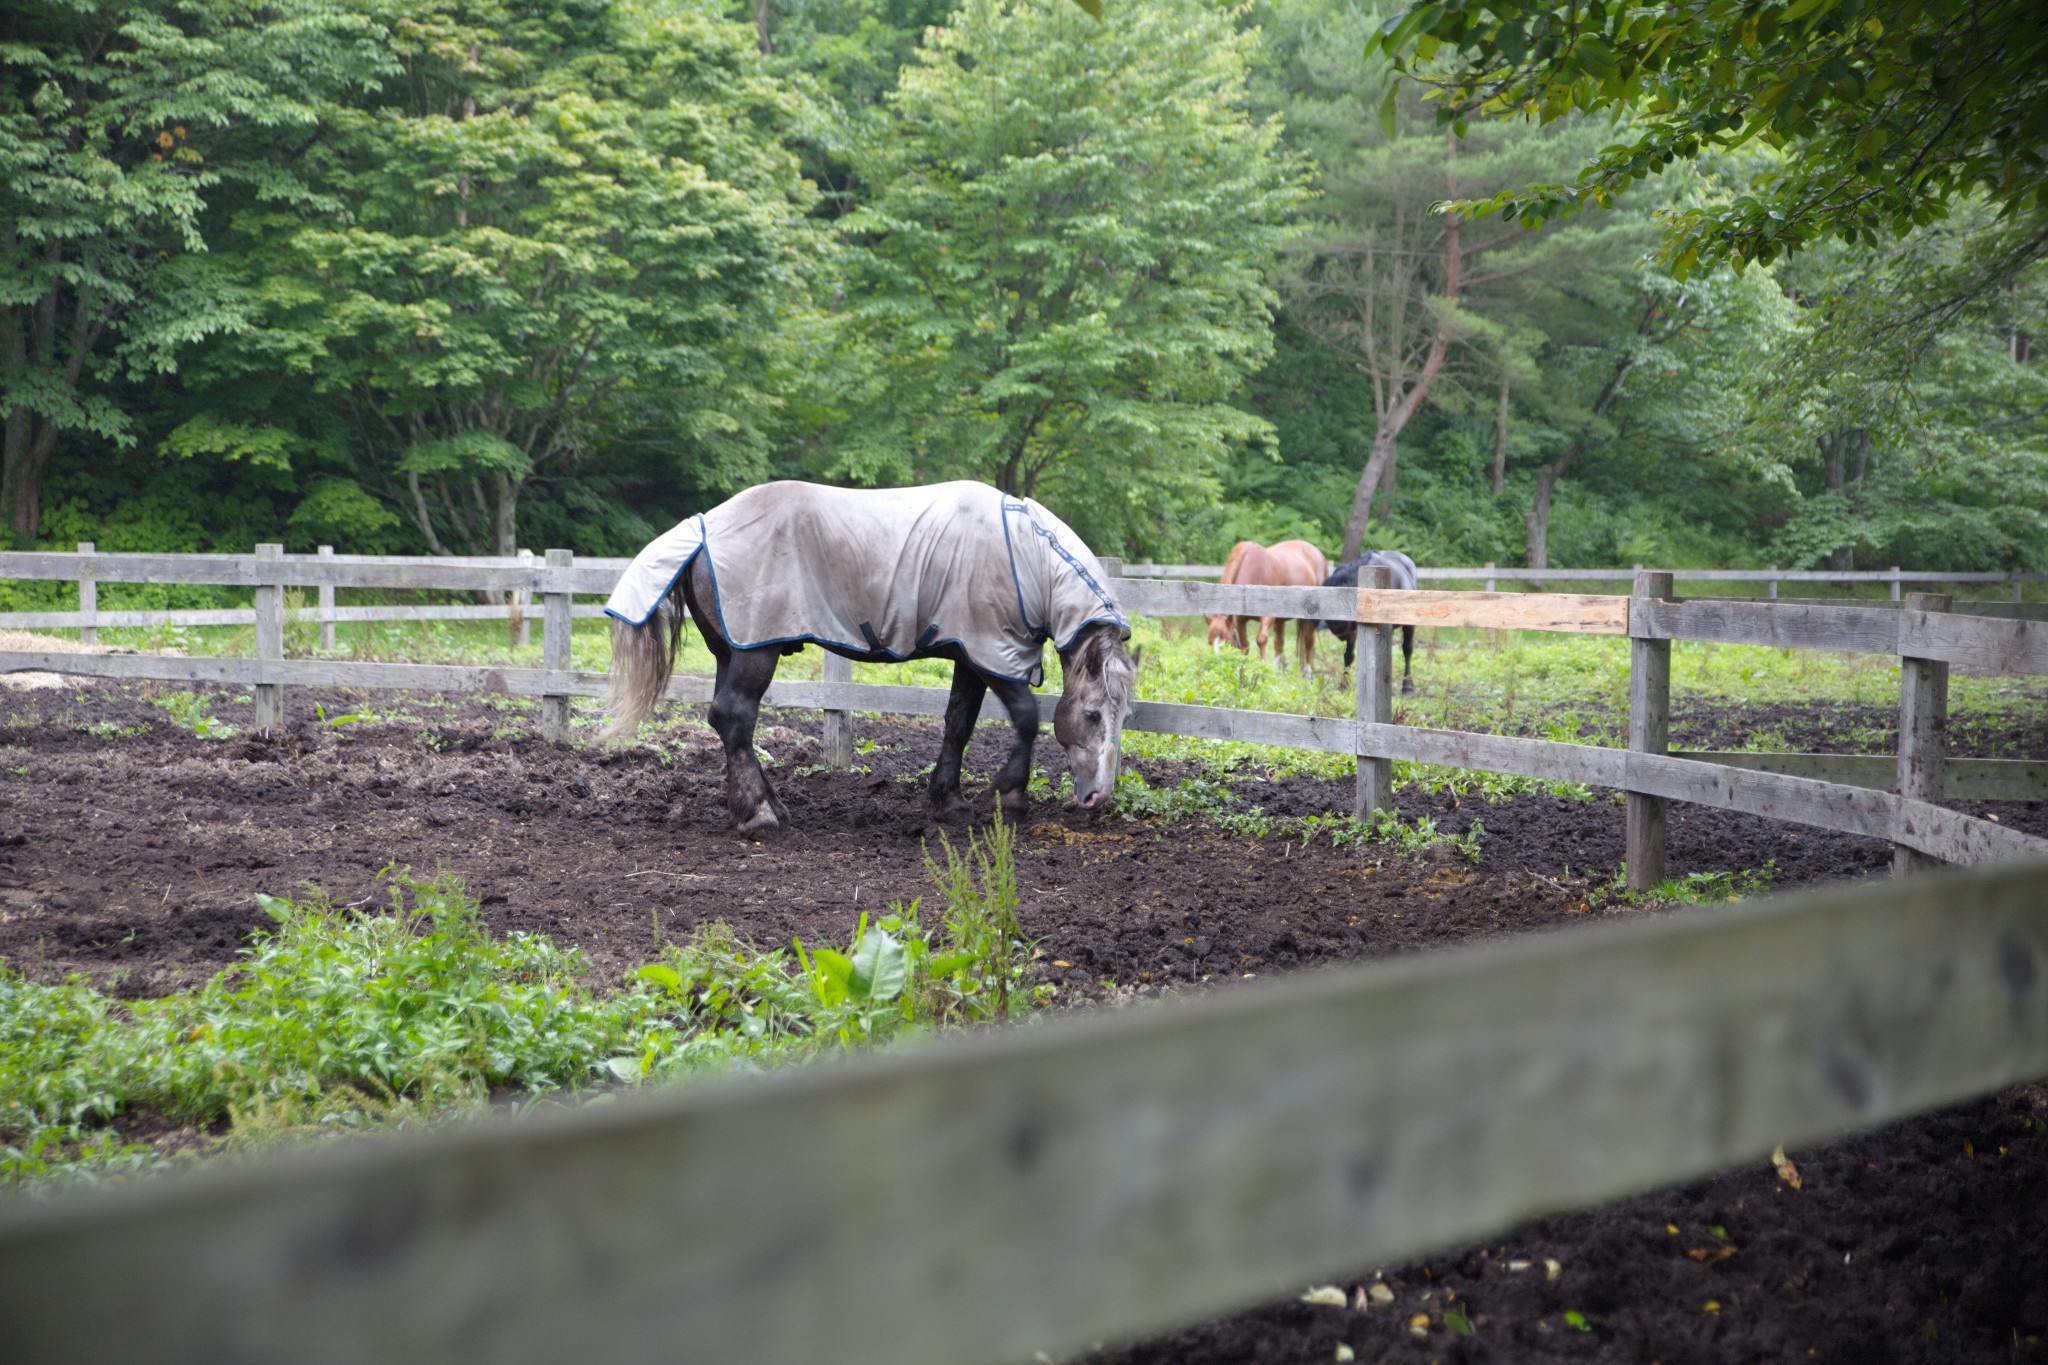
[1595,862,1779,908]
[151,691,235,739]
[1,848,1043,1189]
[0,0,392,542]
[834,0,1307,550]
[1372,0,2048,273]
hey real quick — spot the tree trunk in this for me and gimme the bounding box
[492,471,520,557]
[1375,447,1396,523]
[754,0,772,53]
[1492,372,1509,496]
[1524,454,1570,581]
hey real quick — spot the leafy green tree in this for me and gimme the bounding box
[835,0,1305,549]
[1370,0,2048,274]
[218,0,823,556]
[0,0,388,544]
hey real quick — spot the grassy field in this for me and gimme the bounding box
[73,604,2048,763]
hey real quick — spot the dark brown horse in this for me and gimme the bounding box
[604,481,1136,835]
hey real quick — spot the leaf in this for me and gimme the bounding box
[605,1056,643,1083]
[1771,1143,1803,1189]
[632,963,684,992]
[850,927,909,1004]
[1300,1285,1347,1307]
[254,893,293,922]
[1563,1309,1591,1332]
[1379,81,1400,138]
[396,432,534,480]
[1444,1309,1474,1336]
[808,948,854,1006]
[1067,0,1102,17]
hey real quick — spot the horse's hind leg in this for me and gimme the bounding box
[1400,624,1416,694]
[985,675,1040,825]
[708,647,786,835]
[929,662,987,820]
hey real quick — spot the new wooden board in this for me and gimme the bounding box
[1355,589,1631,634]
[1,863,2043,1365]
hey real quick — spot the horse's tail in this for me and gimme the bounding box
[604,587,688,739]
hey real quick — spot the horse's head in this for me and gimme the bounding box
[1055,624,1137,810]
[1204,614,1236,652]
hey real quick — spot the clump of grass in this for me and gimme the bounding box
[1109,771,1482,862]
[0,846,1042,1192]
[1592,862,1779,909]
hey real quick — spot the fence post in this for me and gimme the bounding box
[1626,570,1674,892]
[1353,565,1393,820]
[515,548,534,649]
[2013,570,2024,605]
[1894,591,1952,875]
[821,652,853,768]
[541,549,572,742]
[1890,566,1902,602]
[253,543,284,731]
[76,542,96,646]
[1483,561,1496,594]
[1767,565,1779,601]
[317,546,336,652]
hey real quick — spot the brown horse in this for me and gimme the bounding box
[1203,539,1332,674]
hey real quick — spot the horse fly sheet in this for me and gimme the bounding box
[605,480,1128,686]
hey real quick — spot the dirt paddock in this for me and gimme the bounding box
[1,680,2044,1362]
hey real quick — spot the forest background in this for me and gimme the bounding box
[6,0,2044,595]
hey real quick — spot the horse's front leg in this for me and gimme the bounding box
[929,662,987,821]
[708,646,786,836]
[985,675,1041,825]
[1400,624,1416,695]
[1298,617,1315,677]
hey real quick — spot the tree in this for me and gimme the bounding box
[0,0,387,544]
[220,0,823,556]
[1369,0,2048,274]
[1262,0,1643,559]
[835,0,1305,549]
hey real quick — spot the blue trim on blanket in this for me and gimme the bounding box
[603,513,707,626]
[999,496,1041,641]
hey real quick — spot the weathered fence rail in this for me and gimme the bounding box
[4,550,2047,881]
[1128,559,2046,603]
[2,858,2044,1365]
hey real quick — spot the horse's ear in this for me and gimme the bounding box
[1129,644,1145,673]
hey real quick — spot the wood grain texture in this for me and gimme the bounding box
[1355,589,1631,634]
[1355,566,1393,818]
[1628,572,1674,892]
[1114,578,1356,622]
[1673,752,2048,803]
[1634,598,2048,675]
[2,862,2043,1365]
[820,652,853,766]
[1895,593,1952,874]
[1685,596,2048,623]
[76,542,96,647]
[541,550,573,742]
[252,545,283,731]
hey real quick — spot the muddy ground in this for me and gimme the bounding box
[1,680,2044,1362]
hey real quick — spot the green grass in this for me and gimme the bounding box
[1,835,1040,1192]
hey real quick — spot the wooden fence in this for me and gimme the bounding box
[1127,558,2047,604]
[2,548,2047,1363]
[1,858,2044,1364]
[3,546,2048,885]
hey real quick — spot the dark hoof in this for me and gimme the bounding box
[735,806,784,839]
[1401,680,1417,695]
[928,794,975,824]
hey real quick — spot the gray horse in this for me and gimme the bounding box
[604,480,1136,835]
[1320,549,1419,693]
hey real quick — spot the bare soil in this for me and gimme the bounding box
[1,680,2043,1362]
